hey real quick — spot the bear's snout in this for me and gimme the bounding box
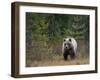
[66,46,68,48]
[65,46,68,49]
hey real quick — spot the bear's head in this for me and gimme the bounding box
[63,38,73,51]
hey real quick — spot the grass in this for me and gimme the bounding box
[26,40,89,67]
[26,53,89,67]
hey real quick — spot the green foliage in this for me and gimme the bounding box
[26,13,89,41]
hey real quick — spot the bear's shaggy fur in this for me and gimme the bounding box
[62,37,77,60]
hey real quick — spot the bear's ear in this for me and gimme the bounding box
[69,38,71,42]
[64,39,66,42]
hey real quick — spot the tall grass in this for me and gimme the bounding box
[26,39,89,67]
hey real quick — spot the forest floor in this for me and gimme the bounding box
[26,53,89,67]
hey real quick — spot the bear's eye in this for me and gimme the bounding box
[64,43,66,46]
[67,43,70,46]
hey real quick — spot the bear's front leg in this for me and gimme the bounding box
[70,51,75,59]
[63,53,69,60]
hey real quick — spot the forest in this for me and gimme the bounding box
[26,12,89,67]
